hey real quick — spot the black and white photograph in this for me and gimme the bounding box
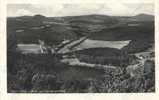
[7,3,155,93]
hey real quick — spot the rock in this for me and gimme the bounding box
[126,64,144,77]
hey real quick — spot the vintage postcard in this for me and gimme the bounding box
[0,0,159,100]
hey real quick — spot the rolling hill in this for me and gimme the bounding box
[7,14,154,53]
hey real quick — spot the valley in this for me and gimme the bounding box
[7,14,155,93]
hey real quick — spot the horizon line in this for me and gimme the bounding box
[7,13,154,18]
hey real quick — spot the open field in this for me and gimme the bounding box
[17,44,41,54]
[73,39,131,50]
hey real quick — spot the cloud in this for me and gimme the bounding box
[59,4,103,16]
[15,9,33,16]
[7,3,154,17]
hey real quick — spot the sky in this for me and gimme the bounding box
[7,3,154,17]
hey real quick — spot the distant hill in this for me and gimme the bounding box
[131,14,154,21]
[7,14,154,53]
[63,14,118,24]
[7,14,118,45]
